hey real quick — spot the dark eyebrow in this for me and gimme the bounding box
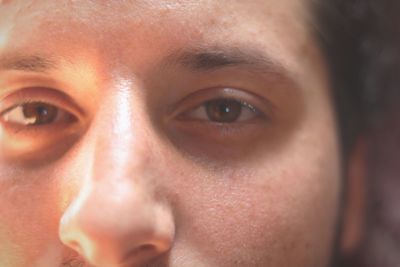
[0,54,57,72]
[165,46,286,73]
[0,47,286,75]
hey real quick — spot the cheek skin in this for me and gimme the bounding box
[174,151,339,266]
[0,168,65,267]
[0,228,23,267]
[178,168,337,266]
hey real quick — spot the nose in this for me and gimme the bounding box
[58,89,175,267]
[59,178,174,267]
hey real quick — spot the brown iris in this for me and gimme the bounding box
[22,102,58,125]
[205,99,242,123]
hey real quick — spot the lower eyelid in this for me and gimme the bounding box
[170,117,269,147]
[0,118,81,140]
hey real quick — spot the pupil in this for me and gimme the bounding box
[38,107,48,116]
[221,105,231,113]
[206,99,242,123]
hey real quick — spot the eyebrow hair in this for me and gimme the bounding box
[165,46,286,73]
[0,54,57,72]
[0,47,287,76]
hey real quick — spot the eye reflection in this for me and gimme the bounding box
[2,102,73,126]
[182,98,262,123]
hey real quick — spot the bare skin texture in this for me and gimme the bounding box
[0,1,342,267]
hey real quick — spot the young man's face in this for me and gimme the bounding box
[0,1,342,266]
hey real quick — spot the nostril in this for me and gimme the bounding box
[121,243,159,264]
[138,244,156,252]
[128,244,157,257]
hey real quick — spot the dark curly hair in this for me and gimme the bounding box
[315,1,400,266]
[312,1,371,266]
[313,0,369,160]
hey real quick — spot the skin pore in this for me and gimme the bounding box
[0,0,344,266]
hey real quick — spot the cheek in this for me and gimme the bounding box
[0,168,63,267]
[170,131,341,266]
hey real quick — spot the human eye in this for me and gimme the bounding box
[168,87,273,145]
[174,87,271,125]
[0,88,84,162]
[166,87,274,161]
[0,88,81,132]
[2,101,75,127]
[180,98,263,123]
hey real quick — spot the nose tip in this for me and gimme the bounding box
[58,181,175,267]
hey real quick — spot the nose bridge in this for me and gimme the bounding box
[92,77,155,183]
[95,79,140,176]
[59,79,175,266]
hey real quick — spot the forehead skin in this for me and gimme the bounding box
[0,1,340,267]
[0,0,313,73]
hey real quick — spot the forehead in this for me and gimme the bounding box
[0,0,315,76]
[0,0,310,28]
